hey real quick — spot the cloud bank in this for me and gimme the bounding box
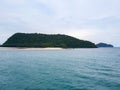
[0,0,120,46]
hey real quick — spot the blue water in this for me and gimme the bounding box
[0,48,120,90]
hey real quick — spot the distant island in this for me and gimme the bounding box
[96,43,114,48]
[2,33,97,48]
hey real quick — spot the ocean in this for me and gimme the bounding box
[0,48,120,90]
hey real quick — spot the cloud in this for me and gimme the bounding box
[0,0,120,46]
[2,0,27,5]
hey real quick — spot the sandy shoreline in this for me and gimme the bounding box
[22,47,63,50]
[0,47,64,50]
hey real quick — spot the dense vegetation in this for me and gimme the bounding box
[96,43,113,48]
[2,33,97,48]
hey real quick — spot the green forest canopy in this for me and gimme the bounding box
[2,33,97,48]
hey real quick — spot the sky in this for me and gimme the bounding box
[0,0,120,47]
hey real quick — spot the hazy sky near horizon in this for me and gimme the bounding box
[0,0,120,46]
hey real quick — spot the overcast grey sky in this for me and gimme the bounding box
[0,0,120,46]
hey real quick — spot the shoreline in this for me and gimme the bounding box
[0,47,64,50]
[0,47,97,51]
[22,47,63,50]
[0,47,117,51]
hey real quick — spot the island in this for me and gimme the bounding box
[96,43,114,48]
[2,33,97,48]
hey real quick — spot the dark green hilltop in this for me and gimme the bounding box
[2,33,97,48]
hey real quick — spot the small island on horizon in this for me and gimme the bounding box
[96,43,114,48]
[1,33,97,48]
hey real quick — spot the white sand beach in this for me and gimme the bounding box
[0,47,63,51]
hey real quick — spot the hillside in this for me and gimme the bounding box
[2,33,97,48]
[96,43,114,48]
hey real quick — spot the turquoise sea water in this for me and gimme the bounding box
[0,48,120,90]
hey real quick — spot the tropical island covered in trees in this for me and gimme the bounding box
[2,33,97,48]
